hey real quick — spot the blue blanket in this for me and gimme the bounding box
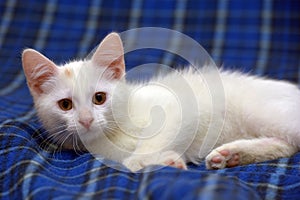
[1,1,300,199]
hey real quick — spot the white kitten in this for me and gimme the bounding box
[22,33,300,171]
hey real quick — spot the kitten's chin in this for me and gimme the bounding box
[73,127,105,149]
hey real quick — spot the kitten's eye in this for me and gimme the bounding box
[93,92,106,105]
[58,99,73,111]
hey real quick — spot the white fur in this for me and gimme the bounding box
[23,33,300,172]
[31,61,300,171]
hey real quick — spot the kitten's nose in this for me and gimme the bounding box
[78,108,94,130]
[79,118,94,129]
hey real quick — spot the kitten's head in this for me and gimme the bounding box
[22,33,125,150]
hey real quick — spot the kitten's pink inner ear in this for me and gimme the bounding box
[22,49,58,94]
[91,32,125,79]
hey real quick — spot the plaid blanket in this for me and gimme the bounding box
[1,1,300,199]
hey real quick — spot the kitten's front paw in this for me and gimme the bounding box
[160,151,187,170]
[205,148,240,170]
[123,151,187,172]
[122,156,145,172]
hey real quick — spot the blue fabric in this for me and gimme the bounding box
[1,0,300,199]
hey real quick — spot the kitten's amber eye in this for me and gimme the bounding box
[58,99,73,111]
[93,92,106,105]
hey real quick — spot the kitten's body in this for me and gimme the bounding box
[22,33,300,171]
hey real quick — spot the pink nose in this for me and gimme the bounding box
[79,118,94,129]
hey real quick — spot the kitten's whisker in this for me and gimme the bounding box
[40,124,68,134]
[33,125,69,141]
[40,129,67,147]
[58,132,73,155]
[40,128,71,153]
[73,136,81,155]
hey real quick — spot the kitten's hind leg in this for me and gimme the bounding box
[205,137,297,170]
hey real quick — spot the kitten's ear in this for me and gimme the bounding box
[22,49,58,95]
[91,32,125,79]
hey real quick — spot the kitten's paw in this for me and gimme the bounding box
[122,151,187,172]
[160,151,187,170]
[205,148,239,170]
[122,156,145,172]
